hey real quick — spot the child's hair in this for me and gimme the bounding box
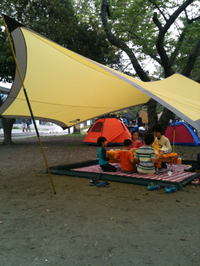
[131,130,139,137]
[152,124,162,133]
[139,132,144,141]
[123,139,132,147]
[144,134,154,145]
[97,136,107,146]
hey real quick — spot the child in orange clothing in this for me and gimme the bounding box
[115,139,136,174]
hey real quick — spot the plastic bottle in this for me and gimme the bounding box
[178,155,182,164]
[154,139,159,152]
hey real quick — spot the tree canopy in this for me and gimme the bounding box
[98,0,200,131]
[98,0,200,78]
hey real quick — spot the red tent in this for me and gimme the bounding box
[83,118,131,145]
[165,122,200,146]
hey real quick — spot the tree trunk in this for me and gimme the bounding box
[159,108,174,134]
[147,101,174,134]
[101,0,150,82]
[73,124,80,134]
[147,99,158,133]
[2,118,15,145]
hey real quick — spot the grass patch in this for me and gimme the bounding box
[59,133,86,138]
[81,125,90,130]
[80,125,90,134]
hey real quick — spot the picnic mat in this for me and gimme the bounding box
[71,163,198,188]
[49,160,200,188]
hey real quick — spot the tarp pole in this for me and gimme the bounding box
[173,114,176,152]
[2,15,56,194]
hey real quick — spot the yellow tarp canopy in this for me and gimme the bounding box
[1,15,200,131]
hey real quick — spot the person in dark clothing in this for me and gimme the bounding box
[136,114,143,127]
[26,119,31,132]
[97,136,117,172]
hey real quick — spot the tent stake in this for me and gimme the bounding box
[2,14,56,194]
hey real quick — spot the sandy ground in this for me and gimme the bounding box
[0,135,200,266]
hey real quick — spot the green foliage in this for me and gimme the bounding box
[0,27,15,82]
[87,0,200,80]
[156,103,164,114]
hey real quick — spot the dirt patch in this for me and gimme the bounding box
[0,135,200,266]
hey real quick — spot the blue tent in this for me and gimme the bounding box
[165,122,200,146]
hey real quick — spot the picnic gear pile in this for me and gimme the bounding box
[184,154,200,185]
[107,148,137,163]
[154,152,179,169]
[183,153,200,174]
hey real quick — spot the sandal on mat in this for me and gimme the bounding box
[165,185,177,193]
[191,178,200,185]
[147,183,161,191]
